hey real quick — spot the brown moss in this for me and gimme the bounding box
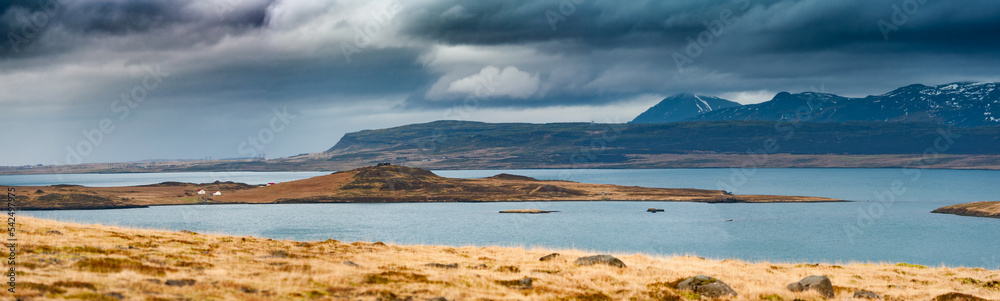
[645,282,683,301]
[73,257,171,276]
[560,292,614,301]
[174,261,214,269]
[365,271,433,284]
[20,282,66,294]
[496,265,520,273]
[64,292,120,301]
[53,280,98,290]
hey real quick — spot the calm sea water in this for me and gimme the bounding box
[9,168,1000,268]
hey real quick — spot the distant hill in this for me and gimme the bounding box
[687,82,1000,127]
[631,93,741,123]
[322,120,1000,169]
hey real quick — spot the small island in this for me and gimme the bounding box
[499,209,557,214]
[932,201,1000,219]
[13,165,843,210]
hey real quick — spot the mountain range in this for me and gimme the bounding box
[633,82,1000,127]
[631,93,741,123]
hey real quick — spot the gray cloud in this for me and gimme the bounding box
[1,0,999,165]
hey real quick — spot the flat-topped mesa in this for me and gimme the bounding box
[339,164,451,191]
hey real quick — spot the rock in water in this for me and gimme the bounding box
[854,290,882,299]
[574,255,626,268]
[675,275,737,298]
[539,253,560,261]
[787,275,835,298]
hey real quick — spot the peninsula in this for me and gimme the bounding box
[13,165,841,210]
[932,201,1000,219]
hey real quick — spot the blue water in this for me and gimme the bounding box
[10,168,1000,269]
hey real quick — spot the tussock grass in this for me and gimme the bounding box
[13,216,1000,300]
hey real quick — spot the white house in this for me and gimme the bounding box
[197,189,206,195]
[213,191,222,196]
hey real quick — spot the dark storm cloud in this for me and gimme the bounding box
[401,0,1000,53]
[0,0,272,57]
[2,0,1000,166]
[393,0,1000,107]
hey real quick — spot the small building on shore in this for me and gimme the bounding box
[213,191,222,196]
[197,189,206,195]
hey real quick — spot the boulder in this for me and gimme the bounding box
[496,277,533,290]
[787,275,834,298]
[425,263,459,269]
[342,261,362,268]
[854,290,881,299]
[931,292,990,301]
[674,275,737,298]
[164,279,196,287]
[574,255,626,268]
[539,253,560,261]
[469,263,489,269]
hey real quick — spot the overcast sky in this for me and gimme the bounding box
[1,0,998,166]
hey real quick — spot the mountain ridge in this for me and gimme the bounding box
[677,82,1000,127]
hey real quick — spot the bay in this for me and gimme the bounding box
[11,168,1000,268]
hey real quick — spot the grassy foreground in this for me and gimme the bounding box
[11,217,1000,301]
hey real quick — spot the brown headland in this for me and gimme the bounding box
[932,201,1000,219]
[13,165,842,210]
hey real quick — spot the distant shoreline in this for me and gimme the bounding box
[18,198,853,211]
[4,153,1000,175]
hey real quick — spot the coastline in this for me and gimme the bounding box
[5,153,1000,175]
[16,198,852,211]
[12,216,1000,300]
[932,201,1000,219]
[10,165,844,210]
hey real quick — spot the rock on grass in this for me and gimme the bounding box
[787,275,834,298]
[573,255,626,268]
[674,275,737,298]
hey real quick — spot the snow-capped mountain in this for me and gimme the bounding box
[630,93,741,124]
[636,82,1000,127]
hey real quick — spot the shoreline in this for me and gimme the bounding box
[932,201,1000,219]
[4,164,1000,176]
[13,217,1000,300]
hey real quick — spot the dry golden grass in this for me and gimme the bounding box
[13,216,1000,300]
